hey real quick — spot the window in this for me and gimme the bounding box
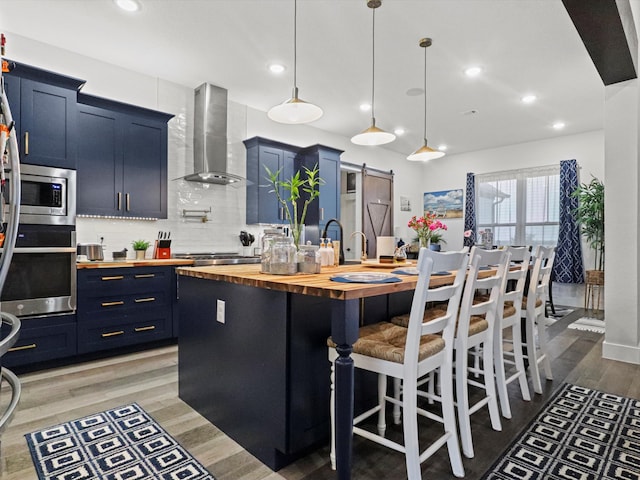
[475,165,560,246]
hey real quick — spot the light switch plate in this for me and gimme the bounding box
[216,299,225,324]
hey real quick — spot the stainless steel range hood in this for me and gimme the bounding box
[184,83,244,185]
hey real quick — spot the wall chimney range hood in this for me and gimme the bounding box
[184,83,244,185]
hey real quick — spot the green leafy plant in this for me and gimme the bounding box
[572,177,604,270]
[265,164,324,248]
[132,239,150,251]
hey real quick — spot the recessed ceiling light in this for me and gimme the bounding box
[552,121,566,130]
[359,103,371,112]
[269,64,286,74]
[437,144,448,151]
[394,128,405,136]
[464,66,482,77]
[114,0,141,12]
[521,94,537,104]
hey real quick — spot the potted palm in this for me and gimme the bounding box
[573,177,604,285]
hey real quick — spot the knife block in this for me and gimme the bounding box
[156,247,171,259]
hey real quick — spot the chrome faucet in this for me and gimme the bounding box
[321,218,345,265]
[350,231,368,262]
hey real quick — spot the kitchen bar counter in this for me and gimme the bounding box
[77,259,194,269]
[176,262,439,478]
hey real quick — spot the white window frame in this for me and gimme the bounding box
[475,165,560,247]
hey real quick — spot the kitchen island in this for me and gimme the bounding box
[176,263,426,478]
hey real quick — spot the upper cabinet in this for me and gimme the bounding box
[76,94,173,219]
[244,137,342,237]
[244,137,298,225]
[3,61,85,169]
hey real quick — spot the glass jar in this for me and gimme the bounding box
[270,236,298,275]
[260,230,284,273]
[297,244,321,274]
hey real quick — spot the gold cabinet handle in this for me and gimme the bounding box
[134,325,156,332]
[134,274,155,279]
[134,297,155,303]
[9,343,36,352]
[101,330,124,338]
[24,131,29,155]
[101,275,124,281]
[117,192,122,211]
[126,193,130,211]
[101,301,125,307]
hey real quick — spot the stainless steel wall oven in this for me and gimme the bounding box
[1,165,77,318]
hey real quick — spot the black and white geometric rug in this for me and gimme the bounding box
[482,383,640,479]
[26,403,215,480]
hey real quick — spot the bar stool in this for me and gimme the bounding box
[327,248,468,479]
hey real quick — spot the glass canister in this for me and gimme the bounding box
[260,230,284,273]
[269,236,298,275]
[297,244,321,274]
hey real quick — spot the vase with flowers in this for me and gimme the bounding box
[408,213,447,249]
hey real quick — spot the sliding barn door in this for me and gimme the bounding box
[362,167,394,259]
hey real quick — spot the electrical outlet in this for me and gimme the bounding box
[216,299,225,324]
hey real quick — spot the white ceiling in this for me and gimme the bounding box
[0,0,604,157]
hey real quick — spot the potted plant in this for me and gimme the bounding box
[573,176,604,285]
[265,163,323,249]
[132,239,150,260]
[408,213,447,250]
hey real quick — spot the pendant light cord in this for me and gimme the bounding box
[293,0,297,90]
[371,6,376,122]
[423,42,427,142]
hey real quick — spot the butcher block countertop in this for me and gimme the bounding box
[77,259,195,269]
[175,262,455,301]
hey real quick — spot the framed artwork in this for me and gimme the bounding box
[423,189,464,218]
[400,195,411,211]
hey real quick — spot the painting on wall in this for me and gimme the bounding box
[400,196,411,211]
[423,189,464,218]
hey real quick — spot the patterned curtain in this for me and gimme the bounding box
[554,159,584,283]
[463,172,476,247]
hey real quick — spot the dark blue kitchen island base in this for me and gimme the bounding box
[177,275,414,471]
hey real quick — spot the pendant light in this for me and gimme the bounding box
[267,0,323,124]
[351,0,395,146]
[407,38,444,161]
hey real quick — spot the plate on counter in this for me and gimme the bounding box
[362,260,414,269]
[330,272,402,283]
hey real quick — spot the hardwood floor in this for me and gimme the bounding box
[0,308,635,480]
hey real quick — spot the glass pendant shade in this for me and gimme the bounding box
[351,120,396,145]
[407,141,445,161]
[268,87,323,124]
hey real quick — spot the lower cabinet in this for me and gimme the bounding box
[2,313,77,368]
[77,266,174,354]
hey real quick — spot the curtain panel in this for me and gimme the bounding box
[554,159,584,283]
[464,172,476,247]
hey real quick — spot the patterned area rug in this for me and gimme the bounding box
[481,383,640,479]
[26,403,215,480]
[568,317,606,334]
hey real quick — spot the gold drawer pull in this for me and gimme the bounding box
[101,330,124,338]
[101,301,125,307]
[24,131,29,155]
[9,343,36,352]
[135,274,155,279]
[134,297,155,303]
[134,325,156,332]
[101,275,124,281]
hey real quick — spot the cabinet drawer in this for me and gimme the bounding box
[77,310,171,353]
[78,267,172,296]
[2,314,77,367]
[78,289,170,315]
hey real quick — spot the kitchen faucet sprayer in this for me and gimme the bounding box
[350,231,368,262]
[322,218,344,265]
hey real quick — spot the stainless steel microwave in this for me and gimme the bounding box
[3,164,76,225]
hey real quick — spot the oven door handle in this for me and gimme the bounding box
[9,247,77,254]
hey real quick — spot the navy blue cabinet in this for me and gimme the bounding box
[1,313,77,368]
[3,61,84,169]
[76,94,172,219]
[244,137,298,225]
[77,266,174,353]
